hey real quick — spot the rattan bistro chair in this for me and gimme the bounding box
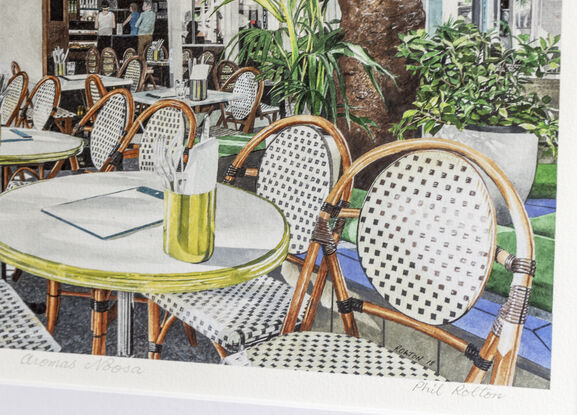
[211,67,263,135]
[0,280,60,352]
[122,47,137,63]
[85,47,100,74]
[18,75,61,130]
[117,56,146,93]
[85,74,107,111]
[145,115,352,359]
[44,89,135,351]
[100,47,120,77]
[224,139,536,385]
[114,99,197,173]
[0,71,29,127]
[212,60,239,91]
[10,61,21,76]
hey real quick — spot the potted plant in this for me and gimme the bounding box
[391,19,560,223]
[214,0,393,137]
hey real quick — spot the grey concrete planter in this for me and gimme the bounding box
[438,124,539,224]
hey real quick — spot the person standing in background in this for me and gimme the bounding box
[136,0,156,57]
[95,1,115,50]
[122,3,140,35]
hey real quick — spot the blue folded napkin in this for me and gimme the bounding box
[9,129,32,138]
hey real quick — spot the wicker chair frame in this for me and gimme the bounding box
[214,66,264,134]
[85,74,107,111]
[270,138,535,386]
[18,75,61,130]
[117,56,147,93]
[99,47,120,76]
[212,60,239,90]
[85,47,100,74]
[122,47,137,63]
[10,61,21,76]
[1,71,29,127]
[146,115,353,359]
[113,99,197,172]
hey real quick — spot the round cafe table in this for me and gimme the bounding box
[0,171,289,357]
[0,127,84,189]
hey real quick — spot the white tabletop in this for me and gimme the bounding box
[132,88,247,107]
[0,128,83,165]
[0,171,289,293]
[58,74,133,92]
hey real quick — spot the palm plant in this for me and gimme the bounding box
[213,0,393,136]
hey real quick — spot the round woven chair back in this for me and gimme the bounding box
[29,76,59,130]
[85,74,106,109]
[229,71,258,120]
[119,57,144,92]
[198,50,216,66]
[100,47,119,76]
[138,107,186,172]
[1,72,28,127]
[123,48,137,62]
[257,125,335,255]
[357,150,497,325]
[86,47,100,74]
[90,92,131,170]
[182,48,193,76]
[145,43,168,61]
[215,60,239,90]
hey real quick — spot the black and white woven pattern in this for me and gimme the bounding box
[1,75,24,125]
[86,48,99,74]
[259,103,279,116]
[100,49,118,76]
[0,280,61,352]
[146,45,166,61]
[228,72,258,120]
[146,275,309,353]
[217,62,238,89]
[122,59,142,92]
[224,331,445,380]
[139,107,185,171]
[87,78,102,106]
[30,78,57,130]
[257,126,333,254]
[357,150,496,325]
[53,106,76,119]
[90,94,129,170]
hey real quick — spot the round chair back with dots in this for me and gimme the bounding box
[21,75,61,130]
[115,100,197,173]
[358,150,496,325]
[224,67,261,121]
[282,138,535,385]
[122,48,137,62]
[100,47,120,76]
[74,89,134,171]
[85,47,100,74]
[224,115,352,256]
[0,71,29,127]
[182,48,193,77]
[85,74,107,110]
[145,43,168,61]
[198,50,216,66]
[213,60,239,90]
[118,56,146,92]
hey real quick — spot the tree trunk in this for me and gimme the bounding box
[337,0,425,188]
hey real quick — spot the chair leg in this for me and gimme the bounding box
[91,289,111,355]
[147,300,179,360]
[212,342,228,359]
[182,322,197,347]
[46,280,62,334]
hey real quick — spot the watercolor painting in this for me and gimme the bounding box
[0,1,574,414]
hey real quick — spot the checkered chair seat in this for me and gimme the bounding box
[54,107,76,119]
[146,275,309,353]
[259,103,279,114]
[223,331,445,380]
[194,125,239,138]
[0,280,61,352]
[4,178,34,191]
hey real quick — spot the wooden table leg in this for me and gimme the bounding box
[46,280,62,334]
[91,289,111,355]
